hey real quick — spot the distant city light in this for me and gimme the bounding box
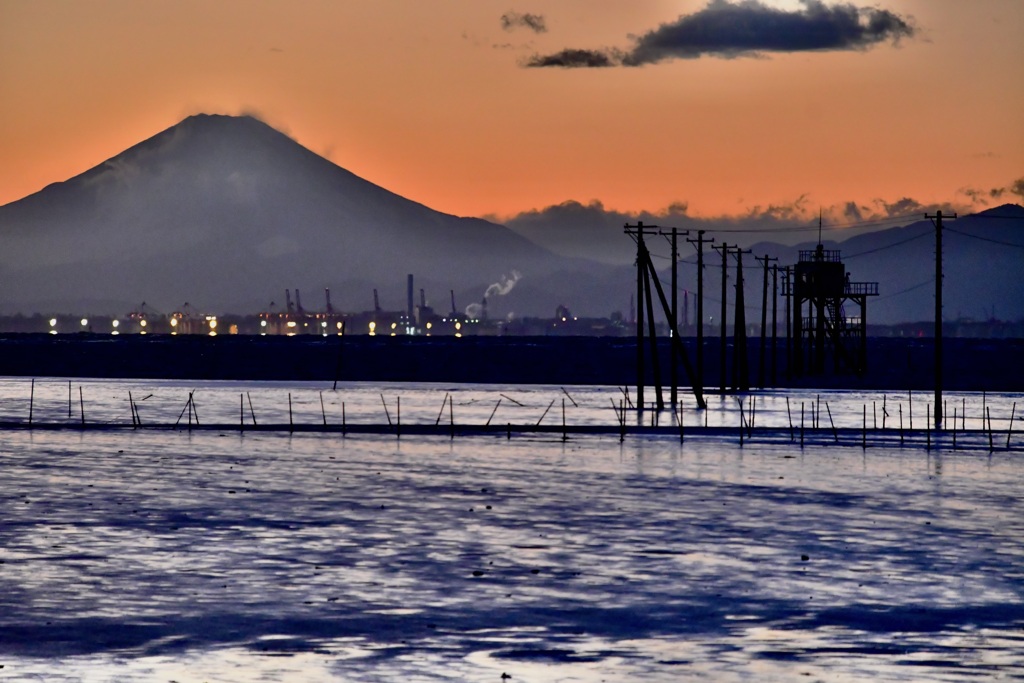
[49,318,57,327]
[112,320,120,328]
[80,318,88,327]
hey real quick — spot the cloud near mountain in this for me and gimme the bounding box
[525,0,915,68]
[494,191,1002,266]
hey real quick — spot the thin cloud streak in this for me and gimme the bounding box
[500,11,547,34]
[525,0,915,68]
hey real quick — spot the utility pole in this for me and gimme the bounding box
[771,264,779,387]
[662,228,689,407]
[783,266,792,383]
[713,242,732,392]
[755,255,778,389]
[636,226,645,411]
[733,248,752,392]
[926,209,955,430]
[687,230,712,401]
[626,221,664,411]
[627,222,706,410]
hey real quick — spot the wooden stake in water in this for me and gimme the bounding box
[342,401,346,435]
[926,404,931,451]
[882,395,887,430]
[786,396,794,442]
[79,386,85,425]
[129,390,136,428]
[987,407,994,451]
[380,394,392,426]
[397,396,401,438]
[561,398,567,442]
[899,404,904,446]
[436,392,449,426]
[873,401,877,430]
[537,399,555,426]
[800,402,805,447]
[620,399,625,443]
[486,398,502,426]
[561,387,578,408]
[288,393,293,432]
[739,404,744,447]
[1008,402,1017,450]
[449,394,454,440]
[29,378,34,427]
[240,393,244,429]
[320,391,327,426]
[909,390,913,430]
[953,407,957,450]
[68,380,72,419]
[679,400,684,445]
[862,404,867,450]
[248,392,257,426]
[826,402,838,443]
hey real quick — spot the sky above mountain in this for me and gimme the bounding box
[1,0,1021,228]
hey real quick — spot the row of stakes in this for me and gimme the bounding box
[16,379,1021,451]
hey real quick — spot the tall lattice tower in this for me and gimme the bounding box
[787,244,878,376]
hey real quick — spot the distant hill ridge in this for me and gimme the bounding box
[0,114,1021,325]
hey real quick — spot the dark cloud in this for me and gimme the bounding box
[497,193,988,264]
[524,48,620,68]
[525,0,915,68]
[501,11,547,34]
[1011,177,1024,200]
[876,197,924,218]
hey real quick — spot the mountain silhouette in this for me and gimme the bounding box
[1,114,1020,326]
[0,114,600,317]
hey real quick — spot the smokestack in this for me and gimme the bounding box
[325,288,334,315]
[481,297,488,320]
[450,290,457,317]
[407,274,414,320]
[295,289,304,315]
[285,289,294,315]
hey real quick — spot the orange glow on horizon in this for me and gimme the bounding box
[1,1,1021,220]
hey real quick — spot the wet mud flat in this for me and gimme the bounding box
[0,425,1021,681]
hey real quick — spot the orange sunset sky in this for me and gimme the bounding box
[1,0,1022,222]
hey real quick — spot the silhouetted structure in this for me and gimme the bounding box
[786,244,878,376]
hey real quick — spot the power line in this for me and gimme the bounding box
[945,226,1024,250]
[876,278,934,301]
[843,229,932,259]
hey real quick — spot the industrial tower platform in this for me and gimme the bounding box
[786,244,879,376]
